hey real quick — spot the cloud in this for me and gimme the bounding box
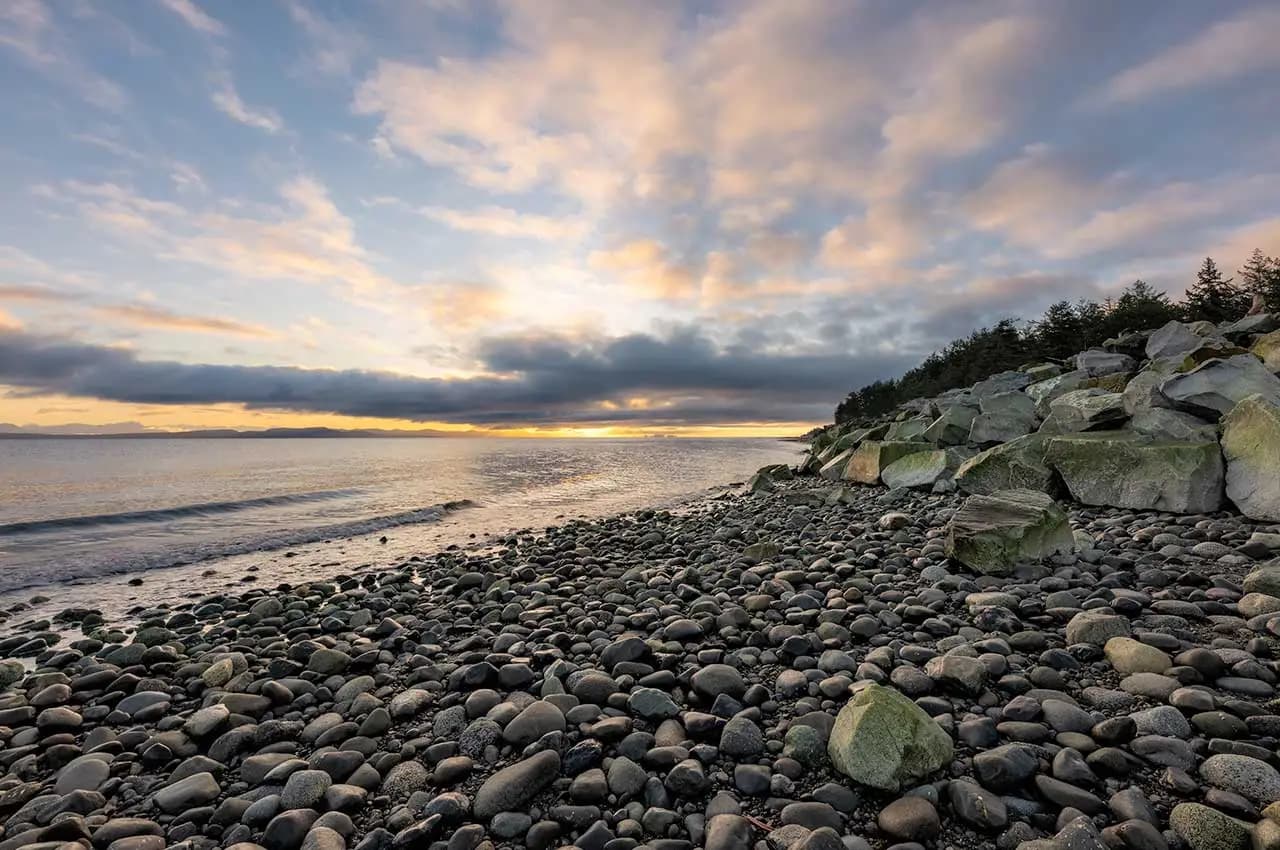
[95,303,276,338]
[589,241,699,300]
[1094,6,1280,106]
[0,325,912,425]
[41,178,394,294]
[177,177,393,292]
[0,284,76,302]
[283,0,363,77]
[964,145,1280,261]
[211,72,284,133]
[0,0,127,109]
[155,0,225,36]
[420,206,587,241]
[416,280,509,329]
[0,309,21,330]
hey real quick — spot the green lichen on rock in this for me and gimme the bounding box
[954,435,1054,496]
[880,450,949,490]
[1045,432,1223,513]
[945,489,1076,575]
[844,441,933,485]
[1168,803,1250,850]
[827,684,954,791]
[1221,393,1280,521]
[1253,329,1280,374]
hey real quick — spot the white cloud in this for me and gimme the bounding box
[155,0,225,36]
[420,206,587,241]
[0,0,127,109]
[1094,6,1280,106]
[211,72,284,134]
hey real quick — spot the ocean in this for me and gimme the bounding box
[0,436,798,620]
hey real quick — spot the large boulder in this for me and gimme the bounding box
[1045,432,1223,513]
[923,406,977,446]
[1076,349,1135,377]
[1222,312,1279,337]
[1026,370,1089,417]
[945,489,1076,575]
[881,450,950,490]
[845,441,934,485]
[972,371,1031,399]
[885,418,932,442]
[968,413,1033,446]
[980,391,1037,421]
[1039,389,1128,434]
[1160,355,1280,419]
[1146,321,1204,360]
[954,435,1054,496]
[1122,369,1173,415]
[1128,408,1217,442]
[1253,330,1280,373]
[818,449,854,481]
[1221,394,1280,521]
[827,684,954,792]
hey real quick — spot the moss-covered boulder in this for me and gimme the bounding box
[827,684,954,792]
[818,449,854,481]
[1253,330,1280,374]
[945,489,1076,575]
[954,435,1054,496]
[1038,389,1128,434]
[1026,370,1089,417]
[923,405,977,445]
[1160,355,1280,419]
[881,450,950,490]
[1045,432,1223,513]
[844,441,934,485]
[884,418,932,442]
[968,413,1033,446]
[1221,394,1280,521]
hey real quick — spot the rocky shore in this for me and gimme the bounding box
[1,471,1280,850]
[6,313,1280,850]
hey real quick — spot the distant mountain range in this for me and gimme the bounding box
[0,425,457,439]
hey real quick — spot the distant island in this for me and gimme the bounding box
[0,426,457,439]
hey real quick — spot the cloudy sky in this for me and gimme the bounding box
[1,0,1278,435]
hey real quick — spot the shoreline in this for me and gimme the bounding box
[0,477,749,641]
[1,473,1279,850]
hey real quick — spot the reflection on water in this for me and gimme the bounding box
[0,437,799,596]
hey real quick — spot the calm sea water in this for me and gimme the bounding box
[0,437,797,611]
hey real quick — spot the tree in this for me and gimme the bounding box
[1032,301,1082,360]
[1184,257,1249,323]
[1107,279,1182,335]
[1240,248,1280,313]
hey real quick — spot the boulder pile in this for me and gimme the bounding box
[802,314,1280,523]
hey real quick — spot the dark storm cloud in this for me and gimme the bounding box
[0,327,913,425]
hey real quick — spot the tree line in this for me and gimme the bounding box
[834,250,1280,424]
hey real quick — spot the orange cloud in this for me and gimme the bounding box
[589,240,698,300]
[95,303,277,338]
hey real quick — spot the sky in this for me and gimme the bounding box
[1,0,1279,436]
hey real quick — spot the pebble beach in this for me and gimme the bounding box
[3,472,1280,850]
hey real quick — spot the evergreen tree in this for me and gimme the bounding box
[1239,248,1280,312]
[1033,301,1082,359]
[1184,257,1249,322]
[1107,279,1182,335]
